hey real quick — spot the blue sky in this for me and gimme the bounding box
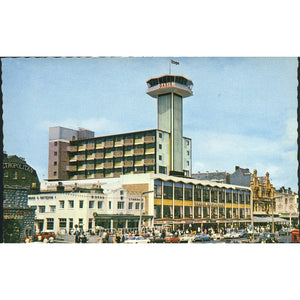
[2,57,298,190]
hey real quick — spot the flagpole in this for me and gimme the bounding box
[169,60,171,74]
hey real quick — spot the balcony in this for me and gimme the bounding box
[95,164,104,170]
[78,145,87,151]
[114,161,123,168]
[86,164,94,171]
[95,152,104,159]
[145,148,155,155]
[67,145,77,152]
[86,143,95,150]
[124,139,134,146]
[78,165,86,171]
[114,140,123,147]
[95,173,104,179]
[124,161,133,167]
[144,158,155,166]
[124,150,134,157]
[104,162,113,168]
[77,154,86,161]
[134,160,144,166]
[104,141,114,148]
[144,136,155,143]
[134,138,144,145]
[96,142,104,149]
[114,150,123,157]
[86,154,95,160]
[105,152,114,159]
[134,149,144,155]
[69,156,77,162]
[87,174,95,179]
[66,165,77,172]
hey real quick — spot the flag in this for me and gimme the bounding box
[170,59,179,65]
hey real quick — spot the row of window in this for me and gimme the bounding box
[46,218,93,230]
[154,180,250,204]
[38,201,143,212]
[4,170,27,180]
[154,205,251,219]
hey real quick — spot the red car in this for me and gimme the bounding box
[165,234,180,243]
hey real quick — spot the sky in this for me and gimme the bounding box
[2,57,298,190]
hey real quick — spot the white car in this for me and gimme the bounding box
[124,236,150,244]
[179,234,194,243]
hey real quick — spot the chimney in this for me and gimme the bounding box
[235,166,240,171]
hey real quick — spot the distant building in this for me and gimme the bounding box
[275,186,299,227]
[192,171,230,183]
[230,166,252,187]
[3,153,40,242]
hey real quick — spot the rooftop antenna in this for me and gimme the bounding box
[169,59,179,74]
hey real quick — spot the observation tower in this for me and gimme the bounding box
[146,74,193,174]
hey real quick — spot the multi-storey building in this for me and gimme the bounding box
[31,173,252,233]
[3,153,40,242]
[275,187,299,227]
[48,74,193,181]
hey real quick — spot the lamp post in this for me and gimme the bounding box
[139,190,154,235]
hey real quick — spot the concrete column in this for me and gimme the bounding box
[110,219,113,231]
[125,219,128,229]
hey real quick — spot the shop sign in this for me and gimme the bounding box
[3,162,34,174]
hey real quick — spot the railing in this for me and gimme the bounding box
[78,145,87,151]
[77,154,86,161]
[86,154,95,160]
[124,139,134,146]
[124,161,133,167]
[144,136,155,143]
[104,141,114,148]
[114,151,123,157]
[144,158,155,165]
[86,143,95,150]
[134,149,144,155]
[66,165,77,172]
[67,146,77,152]
[96,142,104,149]
[95,153,104,159]
[86,164,94,170]
[104,162,113,168]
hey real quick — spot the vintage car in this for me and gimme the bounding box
[124,236,150,244]
[179,234,194,243]
[149,236,165,243]
[164,234,180,243]
[193,233,211,242]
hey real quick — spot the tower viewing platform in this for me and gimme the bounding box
[146,75,193,98]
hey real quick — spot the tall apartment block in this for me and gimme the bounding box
[48,74,193,181]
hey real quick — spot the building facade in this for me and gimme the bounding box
[275,187,299,227]
[3,153,40,242]
[31,173,252,233]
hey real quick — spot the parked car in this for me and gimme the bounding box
[179,234,194,243]
[259,232,278,243]
[124,236,150,244]
[165,234,180,243]
[237,230,250,238]
[278,229,288,236]
[193,233,210,242]
[149,236,165,243]
[33,232,56,242]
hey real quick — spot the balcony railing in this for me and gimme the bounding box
[86,164,94,170]
[86,143,95,150]
[86,154,95,160]
[114,150,123,157]
[104,141,114,148]
[134,149,144,155]
[66,165,77,172]
[95,164,104,169]
[78,145,87,151]
[104,162,113,168]
[67,146,77,152]
[95,173,104,179]
[96,142,104,149]
[134,138,144,144]
[77,154,86,161]
[95,153,104,159]
[144,136,155,143]
[144,158,155,166]
[124,139,134,146]
[124,161,133,167]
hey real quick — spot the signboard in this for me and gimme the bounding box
[3,162,34,174]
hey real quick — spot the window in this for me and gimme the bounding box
[128,202,133,209]
[159,155,162,160]
[78,218,83,226]
[159,166,166,174]
[39,206,46,213]
[47,218,54,230]
[54,171,57,176]
[109,201,112,209]
[54,161,57,166]
[54,141,58,146]
[79,200,84,208]
[54,151,57,156]
[59,218,67,228]
[159,133,162,138]
[69,218,73,229]
[186,140,189,146]
[50,205,56,212]
[159,144,162,149]
[69,200,74,208]
[4,170,8,178]
[88,218,93,229]
[154,179,162,198]
[22,173,26,180]
[117,202,124,209]
[141,203,144,210]
[98,201,103,209]
[13,171,18,180]
[187,151,189,156]
[120,190,124,195]
[135,203,140,210]
[89,201,95,209]
[59,200,64,208]
[187,161,189,166]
